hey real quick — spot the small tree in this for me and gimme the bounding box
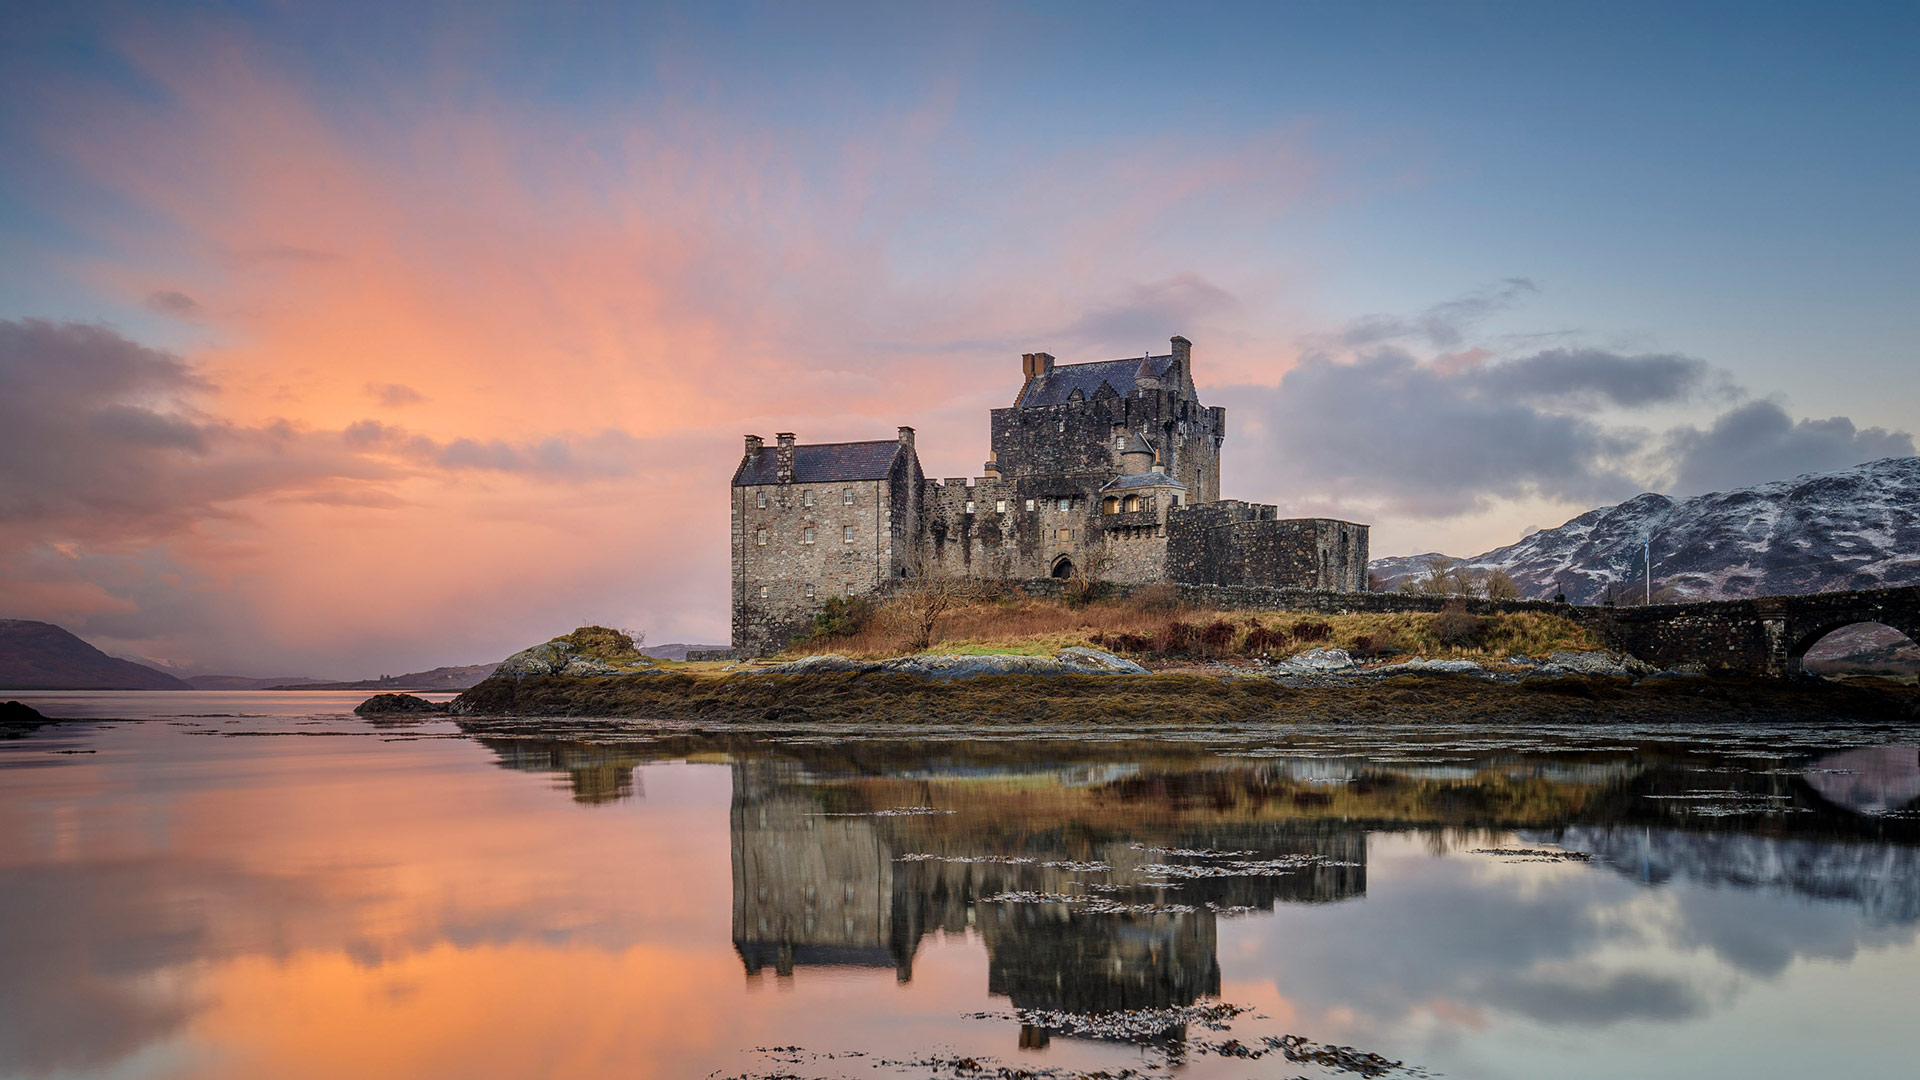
[1483,568,1521,600]
[1417,556,1456,597]
[895,551,983,653]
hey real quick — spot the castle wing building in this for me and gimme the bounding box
[731,337,1367,653]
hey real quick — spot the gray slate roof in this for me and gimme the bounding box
[734,440,905,486]
[1016,354,1174,407]
[1101,472,1186,491]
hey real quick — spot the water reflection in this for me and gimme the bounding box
[2,716,1919,1079]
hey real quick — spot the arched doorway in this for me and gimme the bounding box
[1050,556,1076,579]
[1795,621,1920,679]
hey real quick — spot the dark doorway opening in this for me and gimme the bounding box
[1050,557,1075,579]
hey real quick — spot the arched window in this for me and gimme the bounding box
[1123,494,1141,512]
[1102,496,1120,515]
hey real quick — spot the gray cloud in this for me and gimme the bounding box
[144,290,201,317]
[366,382,425,407]
[1228,347,1655,516]
[343,420,639,476]
[1058,273,1241,350]
[1492,347,1714,408]
[1343,278,1537,349]
[1666,400,1914,496]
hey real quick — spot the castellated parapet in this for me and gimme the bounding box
[730,336,1369,654]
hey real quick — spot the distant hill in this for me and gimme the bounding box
[639,642,728,662]
[184,674,329,690]
[0,620,190,690]
[273,664,499,691]
[1369,457,1920,672]
[1372,457,1920,602]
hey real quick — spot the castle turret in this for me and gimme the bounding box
[1120,431,1156,475]
[1134,352,1160,393]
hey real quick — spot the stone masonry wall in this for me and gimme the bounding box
[732,478,894,654]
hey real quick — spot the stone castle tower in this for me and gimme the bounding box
[730,336,1368,653]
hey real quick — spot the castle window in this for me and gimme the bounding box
[1116,438,1125,451]
[805,583,815,599]
[846,581,855,595]
[1057,498,1070,512]
[759,585,769,599]
[843,490,855,505]
[1124,495,1141,512]
[1171,494,1180,508]
[804,489,815,508]
[1025,499,1036,512]
[802,527,816,544]
[964,501,975,515]
[757,491,767,509]
[1057,528,1072,541]
[843,525,855,543]
[1103,496,1119,515]
[756,528,767,546]
[995,500,1006,513]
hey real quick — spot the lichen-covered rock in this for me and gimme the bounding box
[494,627,660,679]
[746,647,1148,680]
[1269,648,1355,675]
[354,693,446,715]
[1540,650,1655,678]
[1363,658,1487,677]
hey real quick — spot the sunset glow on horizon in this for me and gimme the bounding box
[3,1,1915,676]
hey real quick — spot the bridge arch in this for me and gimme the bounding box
[1790,619,1920,676]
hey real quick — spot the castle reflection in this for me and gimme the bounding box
[727,757,1365,1022]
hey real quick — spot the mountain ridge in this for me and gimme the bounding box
[0,620,190,690]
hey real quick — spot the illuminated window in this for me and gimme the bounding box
[1025,499,1036,512]
[756,529,767,546]
[804,490,815,507]
[965,501,975,514]
[759,585,769,599]
[1124,495,1141,512]
[1103,497,1119,514]
[995,500,1006,513]
[843,489,855,505]
[805,583,815,598]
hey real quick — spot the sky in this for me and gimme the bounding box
[0,0,1915,676]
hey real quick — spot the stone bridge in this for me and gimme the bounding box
[1566,585,1920,677]
[1001,579,1920,677]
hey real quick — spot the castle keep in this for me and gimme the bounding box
[730,336,1369,653]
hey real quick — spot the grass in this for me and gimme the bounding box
[781,592,1592,665]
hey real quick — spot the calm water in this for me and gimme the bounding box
[3,692,1918,1079]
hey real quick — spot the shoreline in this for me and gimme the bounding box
[447,667,1919,728]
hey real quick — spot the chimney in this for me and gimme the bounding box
[744,434,763,457]
[775,432,796,484]
[982,451,1000,479]
[897,425,915,450]
[1021,351,1055,380]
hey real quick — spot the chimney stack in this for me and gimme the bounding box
[1169,335,1193,394]
[775,432,796,484]
[1021,351,1055,380]
[897,426,915,449]
[744,434,763,457]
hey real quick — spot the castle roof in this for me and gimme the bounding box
[1015,353,1175,407]
[733,440,907,486]
[1101,472,1186,491]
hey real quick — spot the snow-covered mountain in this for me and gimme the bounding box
[1371,456,1920,604]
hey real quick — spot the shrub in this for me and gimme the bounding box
[808,596,874,639]
[1242,623,1289,657]
[562,626,645,662]
[1433,601,1487,648]
[1290,620,1333,645]
[1199,619,1237,657]
[1484,568,1522,600]
[1153,620,1197,656]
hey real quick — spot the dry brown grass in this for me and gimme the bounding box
[783,592,1590,663]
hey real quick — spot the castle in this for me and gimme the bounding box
[730,336,1369,653]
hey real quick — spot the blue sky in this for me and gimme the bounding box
[0,0,1914,671]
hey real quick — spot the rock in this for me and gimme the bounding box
[1544,650,1645,677]
[2,699,52,737]
[1364,658,1487,677]
[1270,648,1355,675]
[354,693,446,715]
[747,647,1149,680]
[494,634,660,679]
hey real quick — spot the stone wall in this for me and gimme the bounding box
[1166,503,1369,591]
[731,477,896,655]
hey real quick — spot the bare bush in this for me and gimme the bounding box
[1483,569,1521,600]
[1433,600,1487,648]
